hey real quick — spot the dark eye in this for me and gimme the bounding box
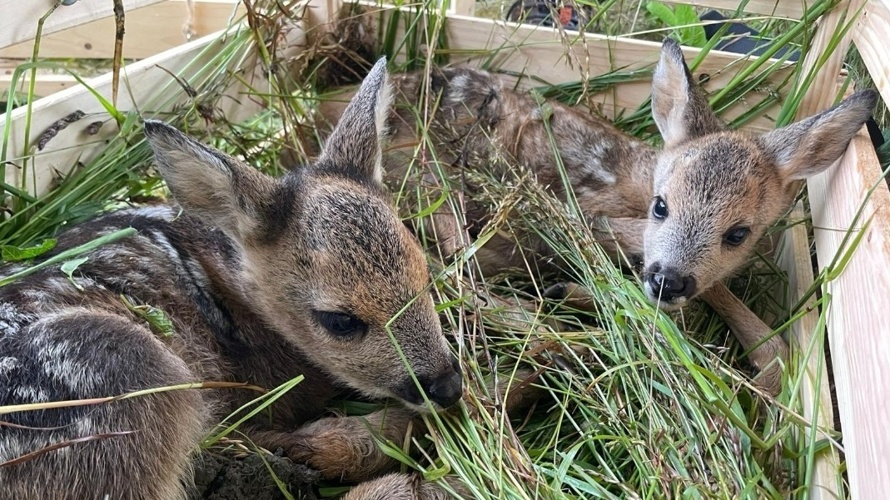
[723,227,751,246]
[313,311,368,338]
[651,196,668,220]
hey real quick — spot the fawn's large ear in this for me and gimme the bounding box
[651,38,724,148]
[315,57,392,183]
[759,90,877,183]
[144,120,275,241]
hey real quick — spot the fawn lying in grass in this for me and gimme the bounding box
[318,39,876,395]
[0,59,461,499]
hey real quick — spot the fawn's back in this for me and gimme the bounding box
[319,41,875,310]
[0,58,461,499]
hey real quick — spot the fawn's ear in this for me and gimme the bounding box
[759,90,877,183]
[651,38,724,148]
[144,120,275,241]
[315,57,393,184]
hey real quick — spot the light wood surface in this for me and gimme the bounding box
[357,1,792,134]
[808,123,890,499]
[853,0,890,108]
[0,0,167,50]
[1,0,245,60]
[777,203,842,500]
[0,28,262,199]
[663,0,805,18]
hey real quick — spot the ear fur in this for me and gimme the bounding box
[315,57,393,183]
[651,38,724,147]
[144,120,275,240]
[758,90,878,182]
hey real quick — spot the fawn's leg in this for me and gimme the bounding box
[0,312,207,500]
[544,279,786,394]
[247,405,418,482]
[700,282,787,395]
[344,473,457,500]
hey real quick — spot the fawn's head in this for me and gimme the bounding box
[643,39,877,309]
[144,59,462,412]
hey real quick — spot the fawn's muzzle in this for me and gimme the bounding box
[645,263,697,303]
[397,358,463,409]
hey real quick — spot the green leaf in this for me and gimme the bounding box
[0,228,137,288]
[121,295,176,338]
[1,238,56,262]
[646,2,706,48]
[60,256,89,290]
[646,2,677,27]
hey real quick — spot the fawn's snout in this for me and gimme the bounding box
[396,357,463,409]
[645,263,697,305]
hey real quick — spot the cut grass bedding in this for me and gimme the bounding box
[0,0,874,498]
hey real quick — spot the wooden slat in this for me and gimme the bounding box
[0,0,167,50]
[0,28,266,198]
[852,0,890,108]
[777,204,842,500]
[662,1,805,19]
[0,69,79,99]
[359,1,792,133]
[808,125,890,499]
[1,0,245,60]
[794,1,861,120]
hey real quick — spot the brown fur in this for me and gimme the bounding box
[317,40,876,395]
[0,59,461,498]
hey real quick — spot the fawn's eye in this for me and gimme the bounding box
[314,311,368,338]
[723,227,751,247]
[651,196,668,220]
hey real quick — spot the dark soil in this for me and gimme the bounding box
[189,449,320,500]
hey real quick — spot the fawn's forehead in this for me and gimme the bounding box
[661,133,776,206]
[296,179,428,279]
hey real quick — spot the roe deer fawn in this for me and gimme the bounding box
[317,39,877,395]
[0,58,461,499]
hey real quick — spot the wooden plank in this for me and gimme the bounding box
[852,0,890,108]
[0,69,79,99]
[794,0,861,120]
[808,125,890,499]
[1,0,245,60]
[662,1,805,19]
[0,0,166,50]
[0,27,266,199]
[449,0,475,17]
[777,203,842,500]
[359,1,791,133]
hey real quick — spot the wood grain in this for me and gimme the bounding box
[0,28,263,199]
[662,0,804,18]
[356,1,792,133]
[852,0,890,108]
[794,0,861,120]
[776,203,842,500]
[808,124,890,499]
[1,0,245,60]
[0,0,166,50]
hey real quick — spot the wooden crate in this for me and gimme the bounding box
[1,0,887,497]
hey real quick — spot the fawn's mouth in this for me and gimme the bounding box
[392,366,463,412]
[644,283,692,310]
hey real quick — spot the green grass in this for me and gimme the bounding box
[1,0,880,498]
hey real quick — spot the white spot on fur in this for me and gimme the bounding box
[581,143,617,184]
[13,384,49,403]
[447,74,471,105]
[118,205,177,221]
[0,303,32,334]
[0,356,21,376]
[29,309,104,394]
[149,230,181,263]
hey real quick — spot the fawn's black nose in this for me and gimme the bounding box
[646,263,696,301]
[398,358,463,409]
[426,368,463,408]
